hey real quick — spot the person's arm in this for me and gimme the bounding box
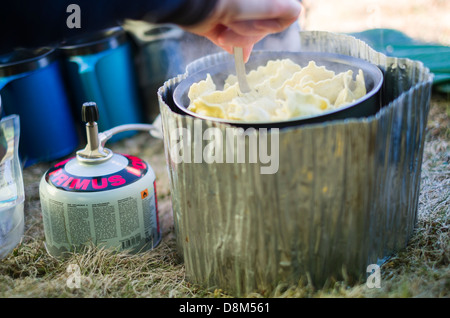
[0,0,217,52]
[181,0,302,61]
[0,0,302,61]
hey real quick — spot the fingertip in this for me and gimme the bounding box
[243,45,254,63]
[223,45,234,55]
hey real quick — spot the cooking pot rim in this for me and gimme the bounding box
[173,51,384,126]
[59,26,127,56]
[0,47,57,77]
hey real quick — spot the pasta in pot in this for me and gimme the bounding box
[187,59,367,122]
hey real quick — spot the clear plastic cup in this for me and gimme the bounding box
[0,114,24,259]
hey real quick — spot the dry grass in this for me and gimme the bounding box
[1,0,449,298]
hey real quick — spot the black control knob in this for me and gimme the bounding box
[81,102,99,123]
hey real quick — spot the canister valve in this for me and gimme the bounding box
[75,101,158,164]
[76,102,113,163]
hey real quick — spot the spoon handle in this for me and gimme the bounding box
[233,47,251,93]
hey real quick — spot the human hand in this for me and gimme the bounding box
[182,0,302,62]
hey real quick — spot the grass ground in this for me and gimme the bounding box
[1,0,449,298]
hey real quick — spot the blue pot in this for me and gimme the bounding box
[0,48,79,166]
[60,27,143,143]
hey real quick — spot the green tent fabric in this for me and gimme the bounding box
[349,29,450,93]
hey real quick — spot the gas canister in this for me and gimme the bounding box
[39,102,161,257]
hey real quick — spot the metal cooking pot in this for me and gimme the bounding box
[173,51,384,128]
